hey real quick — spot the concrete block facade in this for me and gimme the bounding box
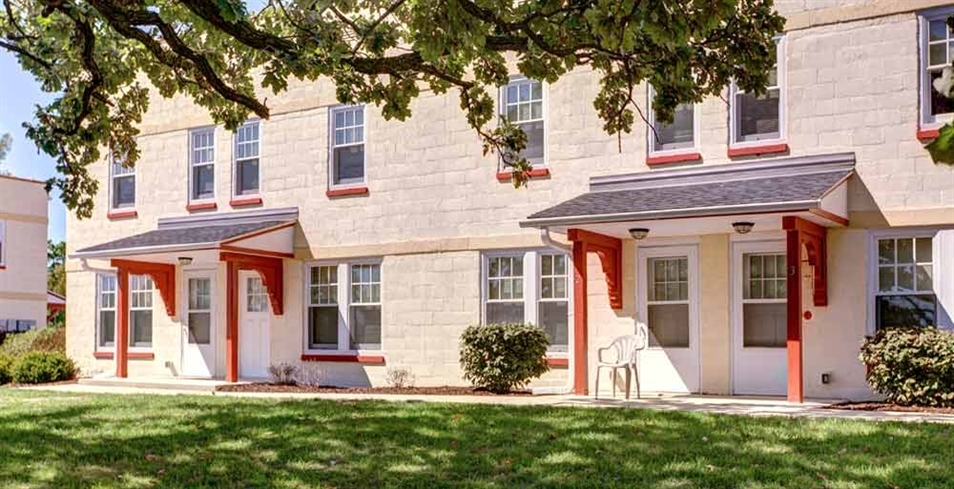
[66,1,953,398]
[0,175,48,331]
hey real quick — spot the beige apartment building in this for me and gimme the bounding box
[67,1,954,401]
[0,174,49,332]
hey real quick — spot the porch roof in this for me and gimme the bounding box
[521,153,855,229]
[72,207,298,260]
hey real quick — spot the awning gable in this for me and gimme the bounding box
[523,153,855,227]
[76,220,286,255]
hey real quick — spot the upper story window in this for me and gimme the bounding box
[305,261,382,352]
[920,8,954,127]
[96,273,116,349]
[0,220,6,266]
[330,105,365,188]
[730,36,785,146]
[501,75,545,166]
[483,250,569,352]
[129,274,154,348]
[234,121,260,196]
[110,158,136,210]
[190,128,215,201]
[647,86,698,156]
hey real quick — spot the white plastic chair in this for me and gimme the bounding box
[594,323,648,399]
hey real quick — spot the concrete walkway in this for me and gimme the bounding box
[18,380,954,424]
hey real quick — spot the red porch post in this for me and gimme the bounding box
[784,225,803,403]
[572,240,589,395]
[115,267,129,378]
[226,259,239,383]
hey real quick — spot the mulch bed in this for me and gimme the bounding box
[824,401,954,415]
[216,383,534,396]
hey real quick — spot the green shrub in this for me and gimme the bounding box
[0,327,66,358]
[11,352,76,384]
[859,326,954,407]
[459,323,549,393]
[0,354,13,385]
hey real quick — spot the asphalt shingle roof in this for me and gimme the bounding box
[76,220,287,254]
[526,170,850,222]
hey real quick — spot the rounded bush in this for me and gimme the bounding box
[459,323,549,393]
[11,352,76,384]
[859,326,954,407]
[0,354,14,385]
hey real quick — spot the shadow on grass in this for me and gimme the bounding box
[0,390,951,488]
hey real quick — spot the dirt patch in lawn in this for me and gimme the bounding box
[216,383,533,396]
[825,401,954,415]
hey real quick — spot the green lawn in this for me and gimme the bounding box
[0,390,951,488]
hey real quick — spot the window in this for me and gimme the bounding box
[187,278,212,345]
[483,251,570,352]
[647,257,690,348]
[97,274,116,348]
[0,220,5,266]
[330,105,365,187]
[875,237,937,329]
[307,265,339,349]
[246,277,269,312]
[305,261,382,351]
[731,36,785,144]
[742,253,787,348]
[129,274,154,348]
[190,128,215,201]
[234,121,260,196]
[110,158,136,209]
[920,9,954,126]
[648,87,697,154]
[501,76,545,166]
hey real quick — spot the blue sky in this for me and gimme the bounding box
[0,50,66,242]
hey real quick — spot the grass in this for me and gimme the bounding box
[0,390,952,488]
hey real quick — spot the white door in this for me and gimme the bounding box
[239,271,270,379]
[731,241,788,396]
[181,272,215,378]
[636,245,700,393]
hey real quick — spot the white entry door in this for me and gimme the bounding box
[636,245,700,393]
[239,271,270,379]
[181,271,215,378]
[731,241,788,396]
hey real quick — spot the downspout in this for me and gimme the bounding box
[78,258,115,273]
[532,228,576,395]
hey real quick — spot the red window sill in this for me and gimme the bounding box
[0,265,6,270]
[229,196,262,207]
[646,152,702,166]
[326,187,369,198]
[496,168,550,182]
[300,353,386,364]
[107,210,138,220]
[727,143,789,158]
[92,351,154,360]
[186,202,217,212]
[917,128,940,141]
[546,357,569,367]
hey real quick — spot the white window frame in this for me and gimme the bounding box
[866,229,954,333]
[188,127,216,203]
[481,249,572,355]
[740,252,787,349]
[498,75,548,169]
[646,255,692,349]
[918,6,954,129]
[303,259,383,354]
[109,157,136,210]
[128,274,155,350]
[96,273,117,351]
[646,86,701,158]
[729,35,787,148]
[233,120,262,198]
[328,105,367,190]
[0,220,5,267]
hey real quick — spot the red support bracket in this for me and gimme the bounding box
[220,252,284,315]
[110,259,177,317]
[567,229,623,309]
[782,216,828,307]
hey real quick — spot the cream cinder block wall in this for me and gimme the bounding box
[66,1,953,393]
[0,175,48,329]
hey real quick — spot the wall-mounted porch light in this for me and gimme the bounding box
[177,256,193,266]
[731,222,755,235]
[628,228,650,240]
